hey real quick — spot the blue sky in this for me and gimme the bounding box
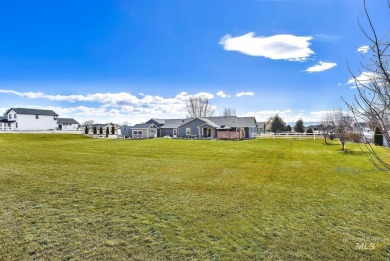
[0,0,388,124]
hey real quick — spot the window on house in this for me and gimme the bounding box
[14,114,17,119]
[35,115,39,119]
[54,116,57,120]
[8,114,12,119]
[173,129,177,135]
[186,128,191,135]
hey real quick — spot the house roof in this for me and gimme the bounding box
[132,123,157,129]
[91,124,107,127]
[177,116,257,129]
[161,119,189,128]
[204,116,257,128]
[57,118,80,125]
[10,108,59,116]
[146,118,189,129]
[0,116,9,122]
[257,122,266,128]
[149,119,166,125]
[354,122,369,127]
[198,118,220,128]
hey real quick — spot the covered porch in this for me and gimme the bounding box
[197,123,216,139]
[0,117,17,131]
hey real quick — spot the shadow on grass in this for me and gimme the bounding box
[322,142,339,146]
[337,149,367,155]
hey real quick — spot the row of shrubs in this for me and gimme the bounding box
[85,126,116,137]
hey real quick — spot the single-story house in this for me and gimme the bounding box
[57,118,80,131]
[131,123,158,139]
[145,118,190,137]
[141,116,258,140]
[1,108,58,131]
[177,116,258,139]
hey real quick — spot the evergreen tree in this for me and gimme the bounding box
[84,126,89,134]
[93,126,97,135]
[286,125,292,132]
[106,127,109,137]
[374,127,383,146]
[111,125,115,135]
[99,127,103,135]
[294,119,305,133]
[270,114,286,133]
[306,127,314,134]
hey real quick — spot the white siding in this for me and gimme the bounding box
[0,122,17,130]
[8,110,57,130]
[60,124,79,131]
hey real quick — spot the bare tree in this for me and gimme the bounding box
[222,107,236,116]
[185,95,215,118]
[344,0,390,169]
[319,111,334,144]
[3,109,11,116]
[332,109,353,151]
[82,120,95,126]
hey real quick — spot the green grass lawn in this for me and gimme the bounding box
[0,134,390,260]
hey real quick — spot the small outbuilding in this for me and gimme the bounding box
[131,124,158,139]
[57,118,80,130]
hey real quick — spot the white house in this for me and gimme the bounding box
[57,118,80,131]
[2,108,59,131]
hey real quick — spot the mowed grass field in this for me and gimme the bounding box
[0,134,390,260]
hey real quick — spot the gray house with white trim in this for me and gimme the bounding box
[143,116,257,139]
[131,123,158,139]
[178,116,257,139]
[145,118,190,137]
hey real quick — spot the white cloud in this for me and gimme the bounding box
[236,92,255,97]
[243,109,329,123]
[219,32,314,61]
[357,45,370,53]
[0,89,217,123]
[216,91,230,98]
[192,92,214,100]
[347,71,380,88]
[305,61,337,73]
[0,89,214,108]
